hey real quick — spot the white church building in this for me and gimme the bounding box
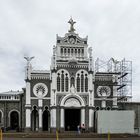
[0,18,137,133]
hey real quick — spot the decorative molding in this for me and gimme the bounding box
[60,94,85,107]
[94,98,113,101]
[31,70,50,79]
[56,63,88,69]
[56,32,88,46]
[30,97,51,100]
[32,70,50,73]
[95,75,112,81]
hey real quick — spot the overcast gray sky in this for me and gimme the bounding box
[0,0,140,101]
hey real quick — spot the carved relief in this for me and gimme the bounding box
[65,98,81,107]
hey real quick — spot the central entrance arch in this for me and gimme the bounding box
[60,94,85,131]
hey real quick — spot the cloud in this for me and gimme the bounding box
[0,0,140,101]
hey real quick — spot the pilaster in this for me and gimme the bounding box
[50,106,57,132]
[89,107,94,131]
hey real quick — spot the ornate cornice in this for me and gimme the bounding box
[31,75,50,80]
[56,63,88,69]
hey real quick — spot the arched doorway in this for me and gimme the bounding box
[10,111,19,130]
[31,106,39,131]
[43,107,49,131]
[60,94,85,131]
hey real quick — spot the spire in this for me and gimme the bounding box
[68,17,76,32]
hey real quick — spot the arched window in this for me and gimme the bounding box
[78,49,80,55]
[57,74,60,92]
[75,49,77,55]
[77,74,80,92]
[64,48,66,54]
[68,49,70,54]
[61,71,64,92]
[65,74,69,92]
[61,48,63,55]
[71,77,75,87]
[81,72,84,92]
[57,69,70,92]
[85,74,88,92]
[71,48,73,55]
[82,48,84,54]
[76,70,88,92]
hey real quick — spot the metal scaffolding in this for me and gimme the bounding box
[95,58,132,102]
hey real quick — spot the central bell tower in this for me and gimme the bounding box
[50,18,94,132]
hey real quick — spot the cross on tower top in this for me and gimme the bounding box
[68,17,76,32]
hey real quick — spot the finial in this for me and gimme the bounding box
[68,17,76,32]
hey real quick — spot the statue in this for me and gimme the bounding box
[70,84,76,94]
[110,58,119,72]
[24,56,35,66]
[88,47,93,71]
[68,17,76,32]
[88,47,92,58]
[24,56,34,80]
[53,45,56,55]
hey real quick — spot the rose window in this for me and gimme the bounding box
[33,83,48,98]
[97,86,111,97]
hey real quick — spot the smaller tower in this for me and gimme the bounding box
[24,56,34,131]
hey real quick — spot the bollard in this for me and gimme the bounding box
[56,130,59,140]
[0,129,2,140]
[108,131,110,140]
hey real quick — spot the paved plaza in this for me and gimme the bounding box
[2,138,140,140]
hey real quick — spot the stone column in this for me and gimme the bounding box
[89,108,94,131]
[38,108,42,131]
[26,81,31,105]
[113,86,118,108]
[25,81,31,131]
[60,108,64,131]
[51,71,57,106]
[81,108,85,125]
[25,106,31,131]
[101,100,106,108]
[38,99,43,131]
[50,107,56,132]
[88,72,94,106]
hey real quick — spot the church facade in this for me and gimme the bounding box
[0,18,139,133]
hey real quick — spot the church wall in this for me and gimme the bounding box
[43,99,50,109]
[21,93,26,131]
[0,101,21,130]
